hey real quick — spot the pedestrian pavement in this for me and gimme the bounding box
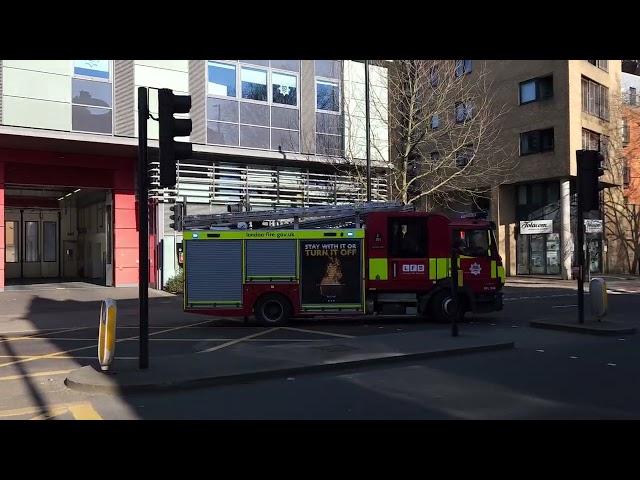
[65,329,515,394]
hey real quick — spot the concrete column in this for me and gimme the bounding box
[560,179,573,279]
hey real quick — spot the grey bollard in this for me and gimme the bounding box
[589,278,608,320]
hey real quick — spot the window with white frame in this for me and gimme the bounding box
[241,67,268,102]
[71,60,113,134]
[581,76,609,120]
[205,60,301,152]
[316,80,340,112]
[208,61,236,97]
[587,60,608,72]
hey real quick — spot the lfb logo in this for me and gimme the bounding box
[402,264,425,273]
[469,262,482,276]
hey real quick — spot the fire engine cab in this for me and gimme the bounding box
[181,202,504,325]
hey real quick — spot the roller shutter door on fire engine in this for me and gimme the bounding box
[185,240,243,304]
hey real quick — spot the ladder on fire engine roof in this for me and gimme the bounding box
[182,201,415,230]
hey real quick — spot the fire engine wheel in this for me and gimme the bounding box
[255,294,292,326]
[429,289,464,323]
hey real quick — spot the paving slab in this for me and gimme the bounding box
[64,329,515,394]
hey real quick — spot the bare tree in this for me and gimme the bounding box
[336,60,516,211]
[600,87,640,274]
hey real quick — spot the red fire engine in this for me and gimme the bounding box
[181,202,504,325]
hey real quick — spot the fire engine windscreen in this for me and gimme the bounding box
[455,229,491,257]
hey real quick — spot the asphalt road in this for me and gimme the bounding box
[0,279,639,419]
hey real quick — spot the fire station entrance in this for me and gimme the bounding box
[3,186,114,287]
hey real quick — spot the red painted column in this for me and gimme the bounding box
[0,161,5,292]
[113,163,138,287]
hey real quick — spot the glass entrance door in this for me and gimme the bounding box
[6,209,60,279]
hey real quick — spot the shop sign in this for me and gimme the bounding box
[584,219,603,234]
[520,220,553,234]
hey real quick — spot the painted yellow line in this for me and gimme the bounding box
[200,327,281,353]
[30,406,70,420]
[0,369,72,382]
[281,326,355,339]
[0,404,67,419]
[0,318,217,370]
[0,326,91,343]
[0,355,138,360]
[68,403,102,420]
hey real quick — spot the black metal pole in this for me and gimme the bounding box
[451,248,459,337]
[577,176,585,325]
[138,87,149,368]
[364,60,372,202]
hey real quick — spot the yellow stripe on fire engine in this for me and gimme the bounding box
[497,265,505,283]
[491,260,497,278]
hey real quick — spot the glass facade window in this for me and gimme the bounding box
[316,80,340,112]
[206,61,301,152]
[74,60,110,80]
[455,145,474,167]
[455,102,472,123]
[43,221,57,262]
[241,67,268,102]
[208,62,237,97]
[430,114,440,130]
[5,221,18,263]
[519,76,553,104]
[581,76,609,120]
[24,221,39,263]
[272,72,297,106]
[72,60,113,134]
[520,128,554,155]
[587,60,608,72]
[430,151,440,162]
[455,60,472,77]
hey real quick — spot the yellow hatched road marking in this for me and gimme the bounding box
[0,401,100,420]
[68,403,102,420]
[0,318,216,370]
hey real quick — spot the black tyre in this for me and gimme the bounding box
[254,294,292,326]
[428,289,464,323]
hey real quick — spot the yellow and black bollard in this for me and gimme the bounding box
[98,299,117,372]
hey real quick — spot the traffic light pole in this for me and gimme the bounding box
[450,249,459,337]
[576,194,585,324]
[137,87,150,369]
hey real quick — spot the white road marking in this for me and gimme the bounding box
[281,326,355,339]
[200,327,281,353]
[570,356,579,359]
[552,305,577,309]
[607,363,617,367]
[536,349,545,353]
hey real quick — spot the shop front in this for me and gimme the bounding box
[516,219,561,275]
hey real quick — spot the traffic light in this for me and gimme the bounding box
[577,149,605,212]
[158,88,192,188]
[169,201,185,231]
